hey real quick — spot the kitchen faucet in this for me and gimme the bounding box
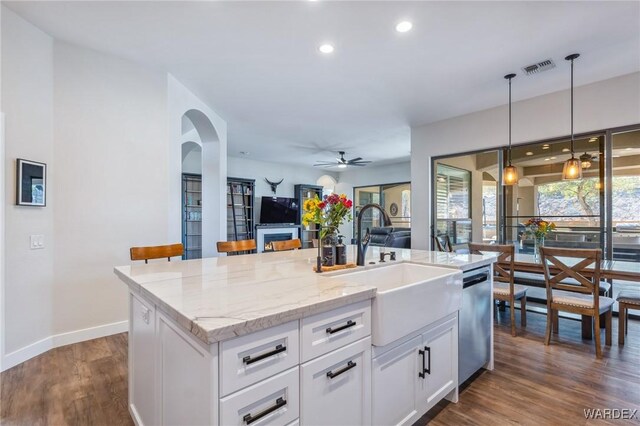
[356,204,393,266]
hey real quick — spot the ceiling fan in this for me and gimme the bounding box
[314,151,371,168]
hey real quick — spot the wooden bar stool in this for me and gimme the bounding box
[469,243,527,337]
[130,243,183,263]
[216,239,257,255]
[540,247,613,359]
[617,291,640,345]
[271,239,302,252]
[433,235,453,252]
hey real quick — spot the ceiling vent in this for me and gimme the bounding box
[522,59,556,76]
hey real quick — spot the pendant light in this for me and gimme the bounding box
[503,73,518,186]
[562,53,583,180]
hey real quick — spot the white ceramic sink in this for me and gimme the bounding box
[336,262,463,346]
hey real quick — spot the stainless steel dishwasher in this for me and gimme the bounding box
[458,266,492,385]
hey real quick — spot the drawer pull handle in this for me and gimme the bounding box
[418,346,431,378]
[242,344,286,365]
[326,360,357,379]
[326,320,356,335]
[243,397,287,424]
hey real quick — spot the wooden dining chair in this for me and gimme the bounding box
[271,238,302,252]
[433,235,453,253]
[469,243,527,337]
[617,291,640,345]
[540,247,613,358]
[216,239,257,255]
[130,243,184,263]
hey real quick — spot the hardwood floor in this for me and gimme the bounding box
[1,311,639,425]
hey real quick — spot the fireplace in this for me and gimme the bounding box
[255,225,300,253]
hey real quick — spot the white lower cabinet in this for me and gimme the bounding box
[220,367,300,426]
[129,294,156,426]
[372,314,458,426]
[300,337,371,426]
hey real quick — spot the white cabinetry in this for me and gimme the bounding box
[129,294,156,426]
[372,314,458,426]
[300,337,371,426]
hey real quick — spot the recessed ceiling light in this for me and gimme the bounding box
[589,137,598,142]
[396,21,413,33]
[562,148,570,152]
[625,147,633,151]
[318,44,334,54]
[526,151,534,156]
[550,156,557,160]
[544,158,550,161]
[542,144,550,150]
[613,155,621,158]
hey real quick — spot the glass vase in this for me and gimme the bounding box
[322,229,338,267]
[534,236,545,262]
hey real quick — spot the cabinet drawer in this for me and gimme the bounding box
[221,321,299,396]
[301,300,371,362]
[300,337,371,426]
[220,367,299,426]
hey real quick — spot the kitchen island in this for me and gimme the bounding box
[114,246,495,426]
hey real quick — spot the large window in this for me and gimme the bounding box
[434,164,472,244]
[353,182,411,235]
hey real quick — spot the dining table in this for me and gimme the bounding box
[509,252,640,339]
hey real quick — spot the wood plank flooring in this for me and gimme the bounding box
[1,310,639,425]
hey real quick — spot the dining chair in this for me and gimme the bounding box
[617,291,640,345]
[130,243,184,263]
[271,238,302,252]
[216,239,257,255]
[540,247,613,358]
[469,243,527,337]
[433,235,453,252]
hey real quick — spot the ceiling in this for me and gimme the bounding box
[6,1,640,167]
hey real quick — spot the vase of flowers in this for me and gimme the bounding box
[303,193,353,272]
[523,217,556,261]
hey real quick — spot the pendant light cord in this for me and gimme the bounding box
[570,57,574,158]
[508,77,512,165]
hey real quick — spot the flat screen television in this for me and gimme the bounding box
[260,196,299,224]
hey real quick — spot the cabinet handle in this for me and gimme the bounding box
[242,344,286,365]
[243,397,287,424]
[326,320,356,334]
[418,346,431,379]
[326,360,357,379]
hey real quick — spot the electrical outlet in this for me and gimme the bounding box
[30,234,45,249]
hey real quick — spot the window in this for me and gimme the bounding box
[435,164,472,244]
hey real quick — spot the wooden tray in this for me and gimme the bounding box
[313,262,357,273]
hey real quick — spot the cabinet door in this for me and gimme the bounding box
[420,322,457,408]
[129,293,156,426]
[300,337,371,426]
[371,336,422,426]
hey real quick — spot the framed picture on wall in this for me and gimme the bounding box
[16,159,47,207]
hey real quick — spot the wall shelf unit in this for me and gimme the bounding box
[227,177,256,253]
[182,173,202,260]
[295,184,324,249]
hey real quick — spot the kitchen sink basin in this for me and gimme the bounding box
[335,262,463,346]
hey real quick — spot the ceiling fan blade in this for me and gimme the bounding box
[349,163,366,167]
[349,160,371,164]
[314,163,336,166]
[348,157,362,162]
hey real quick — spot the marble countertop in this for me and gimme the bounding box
[114,246,495,344]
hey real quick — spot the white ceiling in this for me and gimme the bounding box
[6,1,640,167]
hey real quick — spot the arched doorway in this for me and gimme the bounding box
[181,139,202,259]
[180,109,220,258]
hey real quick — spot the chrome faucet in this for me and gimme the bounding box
[356,204,393,266]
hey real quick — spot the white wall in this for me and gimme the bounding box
[335,161,411,240]
[1,7,54,360]
[411,72,640,250]
[227,156,338,220]
[51,41,169,337]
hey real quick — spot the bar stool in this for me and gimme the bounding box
[617,291,640,345]
[271,239,302,252]
[433,235,453,252]
[130,243,183,263]
[217,239,257,255]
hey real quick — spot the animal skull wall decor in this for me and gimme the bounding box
[265,178,284,194]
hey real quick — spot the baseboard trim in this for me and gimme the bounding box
[1,320,128,372]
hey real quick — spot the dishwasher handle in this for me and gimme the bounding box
[463,271,489,289]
